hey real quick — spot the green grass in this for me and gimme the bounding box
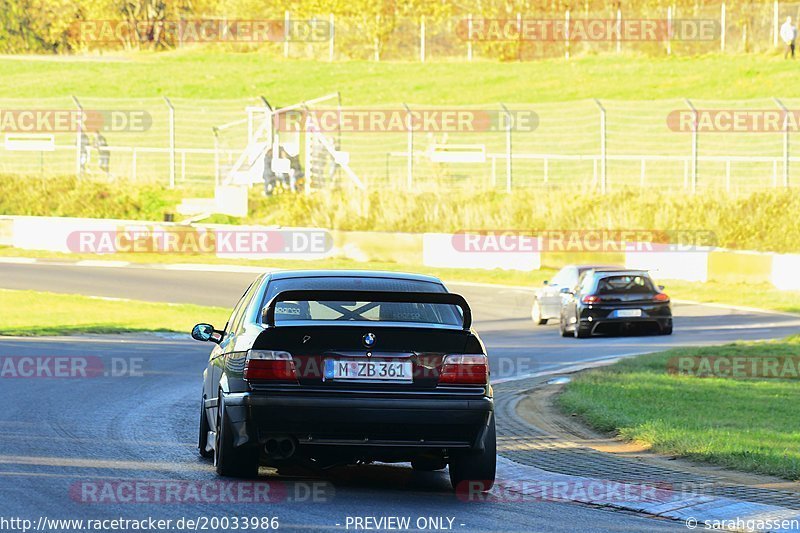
[4,176,800,254]
[0,175,186,220]
[664,280,800,314]
[0,288,228,336]
[557,336,800,480]
[2,51,800,102]
[3,52,798,189]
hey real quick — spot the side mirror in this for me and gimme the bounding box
[658,285,665,291]
[543,280,549,286]
[560,287,573,295]
[191,323,223,344]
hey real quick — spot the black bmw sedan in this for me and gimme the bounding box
[192,270,495,491]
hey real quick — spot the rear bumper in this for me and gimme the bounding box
[578,314,672,334]
[223,391,494,452]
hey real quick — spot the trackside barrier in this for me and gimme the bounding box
[625,250,710,283]
[1,216,798,291]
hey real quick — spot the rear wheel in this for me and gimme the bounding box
[198,398,212,459]
[574,323,591,338]
[531,299,548,326]
[660,324,673,335]
[214,394,259,478]
[560,316,571,337]
[449,416,496,492]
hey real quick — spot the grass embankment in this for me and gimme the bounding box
[0,288,228,336]
[557,337,800,480]
[2,176,800,254]
[1,52,800,102]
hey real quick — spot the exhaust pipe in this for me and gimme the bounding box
[264,437,296,459]
[279,438,296,457]
[264,438,280,455]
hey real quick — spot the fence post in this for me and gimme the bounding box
[303,115,312,195]
[373,14,381,61]
[593,99,607,194]
[616,8,622,54]
[164,97,175,189]
[72,96,83,179]
[501,104,513,192]
[329,13,335,62]
[212,127,220,186]
[420,16,426,62]
[774,97,789,187]
[685,98,698,193]
[403,103,413,189]
[467,14,473,61]
[565,8,570,59]
[284,10,290,58]
[773,0,779,48]
[666,6,672,55]
[720,3,726,52]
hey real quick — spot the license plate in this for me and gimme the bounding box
[615,309,642,318]
[324,359,413,382]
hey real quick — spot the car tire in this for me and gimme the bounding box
[574,324,591,338]
[531,299,548,326]
[660,324,673,335]
[560,317,571,337]
[198,397,213,459]
[214,394,259,478]
[449,415,496,492]
[412,456,448,472]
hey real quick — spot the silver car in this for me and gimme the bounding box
[531,264,622,325]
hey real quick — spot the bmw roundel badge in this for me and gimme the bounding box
[362,332,376,348]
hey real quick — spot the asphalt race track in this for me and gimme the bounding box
[1,262,798,532]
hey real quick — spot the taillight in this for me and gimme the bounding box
[653,293,670,302]
[439,354,488,385]
[582,295,601,304]
[243,350,297,382]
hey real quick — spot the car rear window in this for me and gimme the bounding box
[595,275,655,294]
[263,277,462,326]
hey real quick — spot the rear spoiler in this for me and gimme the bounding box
[262,289,472,330]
